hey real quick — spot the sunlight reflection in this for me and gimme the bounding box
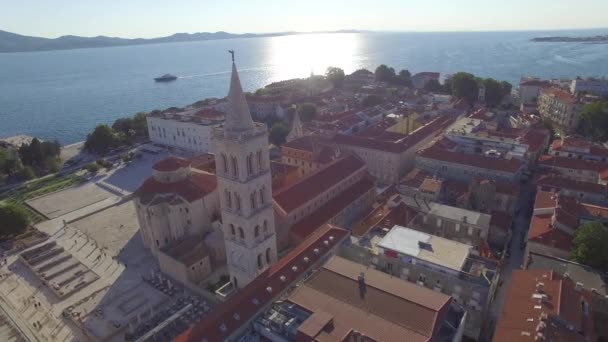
[268,33,361,80]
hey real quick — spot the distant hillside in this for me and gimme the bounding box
[0,29,368,53]
[532,35,608,43]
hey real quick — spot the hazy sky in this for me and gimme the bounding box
[2,0,608,38]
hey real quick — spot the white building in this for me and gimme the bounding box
[518,78,550,104]
[570,77,608,96]
[146,108,225,153]
[134,157,220,257]
[212,59,278,289]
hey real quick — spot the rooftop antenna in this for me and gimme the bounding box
[228,49,235,63]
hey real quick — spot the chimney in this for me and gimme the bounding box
[358,272,367,299]
[575,282,583,292]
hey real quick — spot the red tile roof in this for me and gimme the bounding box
[494,270,596,342]
[539,155,608,174]
[490,211,512,233]
[273,155,366,213]
[152,156,191,172]
[540,87,579,104]
[519,79,551,87]
[522,129,549,154]
[418,147,524,173]
[174,224,349,342]
[527,214,574,251]
[136,172,217,202]
[291,178,375,240]
[536,174,607,195]
[332,115,455,153]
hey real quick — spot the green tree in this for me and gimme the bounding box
[0,147,18,175]
[361,95,384,108]
[84,162,99,173]
[442,77,453,95]
[325,67,345,88]
[44,156,62,173]
[131,112,148,137]
[112,117,134,135]
[84,124,120,154]
[20,166,35,180]
[269,123,289,146]
[424,79,443,93]
[501,81,512,96]
[482,78,504,107]
[297,103,317,122]
[0,203,29,238]
[375,64,396,83]
[452,72,479,103]
[570,222,608,270]
[579,101,608,142]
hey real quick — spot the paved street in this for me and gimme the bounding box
[486,183,535,340]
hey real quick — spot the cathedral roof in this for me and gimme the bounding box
[136,172,217,202]
[152,156,191,172]
[224,62,255,132]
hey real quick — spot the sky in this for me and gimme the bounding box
[2,0,608,38]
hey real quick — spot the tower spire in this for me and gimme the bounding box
[225,50,255,132]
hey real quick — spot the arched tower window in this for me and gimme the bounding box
[257,254,263,269]
[259,187,265,205]
[254,225,260,238]
[231,155,238,177]
[266,248,272,264]
[257,150,263,172]
[246,154,254,176]
[238,227,244,239]
[235,193,241,211]
[250,192,257,210]
[263,220,269,233]
[229,224,235,236]
[221,153,228,174]
[225,189,232,208]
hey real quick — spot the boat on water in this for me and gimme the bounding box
[154,74,178,82]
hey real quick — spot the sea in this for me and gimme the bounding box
[1,29,608,145]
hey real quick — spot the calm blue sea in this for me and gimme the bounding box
[1,30,608,144]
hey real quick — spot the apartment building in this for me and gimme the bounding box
[538,87,584,133]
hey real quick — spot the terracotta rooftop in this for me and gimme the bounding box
[161,239,209,266]
[539,154,608,174]
[418,146,524,173]
[136,171,217,203]
[527,214,574,251]
[174,224,349,342]
[400,168,432,189]
[520,79,551,87]
[540,87,579,104]
[494,269,596,342]
[287,256,455,342]
[273,155,366,213]
[152,156,191,172]
[536,173,607,195]
[282,135,317,152]
[291,178,375,240]
[551,136,608,158]
[332,115,455,153]
[490,211,512,233]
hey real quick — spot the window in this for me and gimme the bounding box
[257,151,263,171]
[418,274,426,284]
[266,248,271,264]
[246,154,254,176]
[263,220,269,233]
[254,226,260,238]
[238,227,244,239]
[231,156,238,177]
[235,194,241,211]
[250,192,257,210]
[259,188,265,205]
[221,154,228,174]
[225,189,232,208]
[230,224,235,236]
[257,254,263,269]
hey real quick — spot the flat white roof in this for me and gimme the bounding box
[377,225,471,271]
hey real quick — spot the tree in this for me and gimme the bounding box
[424,79,443,93]
[0,147,19,176]
[84,162,99,173]
[131,112,148,137]
[375,64,396,83]
[325,67,345,88]
[579,101,608,142]
[361,95,384,108]
[501,81,512,96]
[482,78,504,107]
[442,77,453,95]
[297,103,317,122]
[44,156,62,173]
[570,222,608,270]
[84,124,120,153]
[20,166,35,180]
[112,117,134,135]
[451,72,479,103]
[269,123,289,146]
[398,69,411,79]
[0,203,29,238]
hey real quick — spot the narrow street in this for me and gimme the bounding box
[485,183,535,340]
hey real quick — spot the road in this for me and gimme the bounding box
[485,183,536,340]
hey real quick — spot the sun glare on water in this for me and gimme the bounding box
[267,33,361,80]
